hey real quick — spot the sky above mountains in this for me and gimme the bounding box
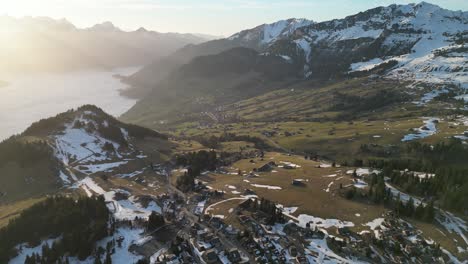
[2,0,467,36]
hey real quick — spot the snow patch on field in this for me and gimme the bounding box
[402,118,439,141]
[350,58,384,72]
[414,88,449,105]
[306,237,367,264]
[77,177,162,220]
[366,218,386,230]
[346,168,380,176]
[436,211,468,246]
[324,181,334,192]
[9,238,60,264]
[279,161,302,168]
[75,161,128,175]
[251,184,282,190]
[58,170,71,184]
[106,227,145,263]
[353,179,368,189]
[52,117,121,165]
[295,214,354,229]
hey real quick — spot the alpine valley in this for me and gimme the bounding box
[1,2,468,264]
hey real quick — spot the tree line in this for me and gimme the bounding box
[194,133,270,150]
[175,150,218,192]
[351,140,468,213]
[0,196,111,263]
[344,173,435,222]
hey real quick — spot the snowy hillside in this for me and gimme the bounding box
[14,105,168,187]
[51,112,133,183]
[262,2,467,88]
[228,18,314,47]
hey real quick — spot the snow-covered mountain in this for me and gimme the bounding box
[264,2,467,88]
[128,2,466,98]
[228,18,314,47]
[0,105,171,202]
[43,106,169,184]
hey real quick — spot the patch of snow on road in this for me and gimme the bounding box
[117,168,146,178]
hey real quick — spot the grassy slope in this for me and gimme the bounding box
[131,76,465,163]
[0,198,45,228]
[195,151,467,258]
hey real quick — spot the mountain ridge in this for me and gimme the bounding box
[125,1,467,98]
[0,105,171,203]
[0,16,211,73]
[122,1,467,127]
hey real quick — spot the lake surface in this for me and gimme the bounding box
[0,67,139,141]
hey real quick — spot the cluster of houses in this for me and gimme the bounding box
[142,191,450,264]
[235,210,309,263]
[190,223,246,264]
[360,213,446,263]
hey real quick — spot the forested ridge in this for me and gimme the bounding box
[354,139,468,213]
[0,196,111,263]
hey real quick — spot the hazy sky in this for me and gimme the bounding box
[2,0,467,36]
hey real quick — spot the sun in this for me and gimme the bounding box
[2,0,51,17]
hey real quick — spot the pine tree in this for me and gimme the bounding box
[104,252,112,264]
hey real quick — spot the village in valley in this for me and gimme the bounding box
[1,106,466,264]
[67,147,466,264]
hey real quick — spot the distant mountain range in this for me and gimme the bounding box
[0,16,214,73]
[122,2,467,126]
[125,2,467,96]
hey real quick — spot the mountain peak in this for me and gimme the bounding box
[89,21,121,32]
[227,17,314,46]
[136,27,149,33]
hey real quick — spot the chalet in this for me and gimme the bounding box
[197,229,210,241]
[289,246,298,257]
[179,251,193,263]
[256,161,276,172]
[209,237,223,250]
[204,233,215,242]
[292,179,306,186]
[228,248,242,263]
[203,249,220,264]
